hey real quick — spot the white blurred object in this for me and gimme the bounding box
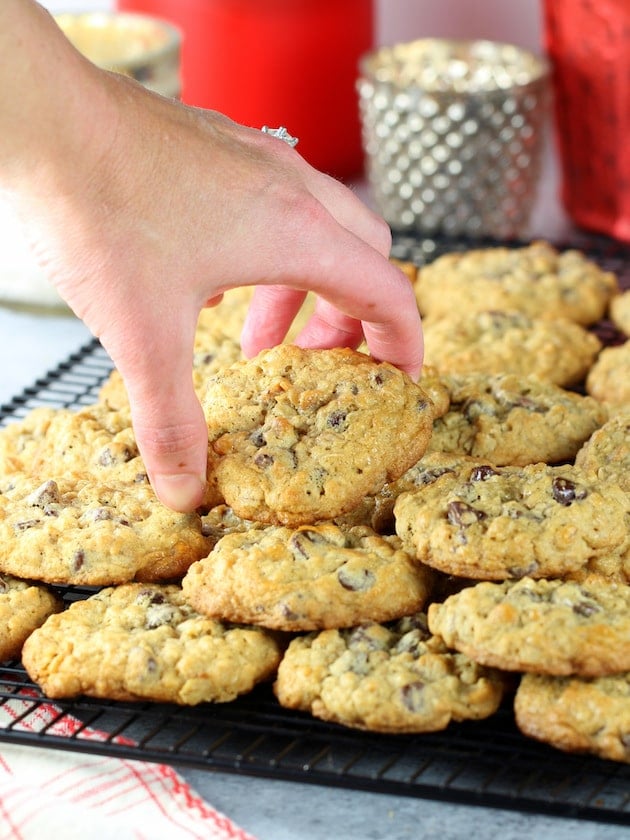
[0,202,65,309]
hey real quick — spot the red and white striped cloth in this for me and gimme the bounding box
[0,691,257,840]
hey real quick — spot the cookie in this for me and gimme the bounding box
[273,613,506,733]
[585,341,630,410]
[414,240,618,325]
[422,310,601,386]
[428,577,630,677]
[343,452,491,536]
[202,345,435,525]
[2,402,147,485]
[514,671,630,763]
[574,411,630,494]
[610,289,630,336]
[0,474,210,585]
[21,583,283,704]
[0,407,59,479]
[426,372,608,466]
[0,573,62,662]
[182,523,434,631]
[394,461,629,580]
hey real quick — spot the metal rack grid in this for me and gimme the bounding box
[0,233,629,827]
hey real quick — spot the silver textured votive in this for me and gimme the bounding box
[357,39,550,239]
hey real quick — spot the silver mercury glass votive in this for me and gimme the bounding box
[357,39,550,239]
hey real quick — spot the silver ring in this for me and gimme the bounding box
[261,126,299,148]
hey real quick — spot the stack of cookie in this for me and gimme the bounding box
[0,241,628,765]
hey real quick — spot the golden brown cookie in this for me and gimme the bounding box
[415,240,618,325]
[22,583,283,704]
[274,613,507,733]
[428,576,630,677]
[610,289,630,336]
[0,573,62,662]
[202,345,435,525]
[422,310,601,386]
[394,462,629,580]
[514,671,630,763]
[585,341,630,410]
[182,523,434,631]
[426,372,608,466]
[0,474,210,585]
[574,411,630,494]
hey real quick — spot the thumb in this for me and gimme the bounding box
[100,315,209,513]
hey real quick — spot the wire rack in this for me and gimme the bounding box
[1,233,629,827]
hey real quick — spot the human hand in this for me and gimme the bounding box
[2,1,423,513]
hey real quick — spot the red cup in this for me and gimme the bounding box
[117,0,374,180]
[543,0,630,241]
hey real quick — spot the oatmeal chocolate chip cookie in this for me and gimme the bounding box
[414,240,618,325]
[0,407,59,478]
[202,346,435,526]
[422,310,601,386]
[274,613,506,733]
[22,583,283,704]
[345,452,491,536]
[0,474,210,585]
[182,523,434,631]
[8,402,148,485]
[514,671,630,764]
[394,462,629,580]
[426,372,608,466]
[585,341,630,410]
[574,411,630,494]
[428,577,630,677]
[610,289,630,337]
[0,573,62,662]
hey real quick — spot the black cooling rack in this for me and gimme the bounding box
[1,233,629,828]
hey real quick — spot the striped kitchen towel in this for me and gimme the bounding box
[0,691,256,840]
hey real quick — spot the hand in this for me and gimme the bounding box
[1,1,424,512]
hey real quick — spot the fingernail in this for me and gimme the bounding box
[153,473,206,512]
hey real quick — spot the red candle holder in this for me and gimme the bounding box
[117,0,374,181]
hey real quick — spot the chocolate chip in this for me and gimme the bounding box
[510,396,548,413]
[337,566,375,591]
[99,447,125,466]
[25,480,60,508]
[572,600,600,618]
[254,452,274,468]
[249,429,265,448]
[551,476,587,506]
[280,603,300,621]
[447,501,486,526]
[470,465,498,481]
[71,549,85,572]
[347,625,386,651]
[395,613,430,637]
[401,681,425,712]
[14,519,40,531]
[327,409,347,430]
[136,589,165,605]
